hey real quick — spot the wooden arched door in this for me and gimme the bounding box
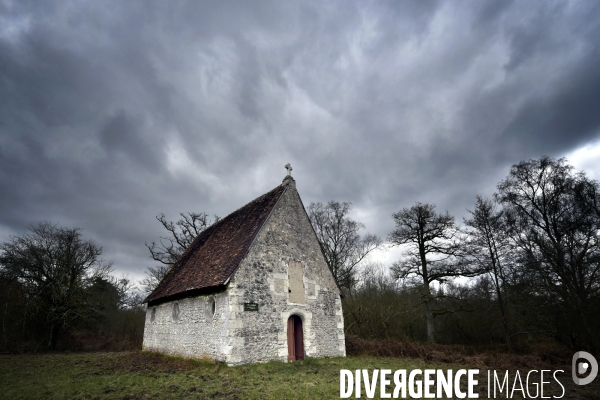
[287,315,304,361]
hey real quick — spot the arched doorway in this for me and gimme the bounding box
[287,315,304,361]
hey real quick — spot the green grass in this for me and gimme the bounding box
[1,351,598,399]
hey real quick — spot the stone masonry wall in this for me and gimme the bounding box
[225,182,346,365]
[142,291,231,361]
[142,181,346,365]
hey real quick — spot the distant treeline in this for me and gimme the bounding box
[342,156,600,354]
[0,155,598,354]
[0,223,145,352]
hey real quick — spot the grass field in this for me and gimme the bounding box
[1,351,598,399]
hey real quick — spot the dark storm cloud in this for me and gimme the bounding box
[1,0,600,277]
[503,50,600,153]
[99,111,163,171]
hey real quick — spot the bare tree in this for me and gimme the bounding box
[143,212,218,294]
[341,262,409,339]
[574,173,600,219]
[464,196,513,349]
[496,156,600,351]
[388,202,476,343]
[145,212,219,266]
[106,275,144,309]
[140,265,171,295]
[0,222,111,349]
[308,201,383,290]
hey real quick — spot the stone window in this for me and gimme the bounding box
[172,302,180,321]
[150,307,156,323]
[205,297,216,321]
[288,260,305,304]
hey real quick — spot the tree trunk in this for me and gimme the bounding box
[425,296,435,343]
[498,293,512,351]
[491,258,512,351]
[420,240,435,343]
[48,323,60,350]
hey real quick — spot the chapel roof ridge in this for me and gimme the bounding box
[144,180,289,305]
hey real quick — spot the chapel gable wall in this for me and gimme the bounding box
[226,185,345,365]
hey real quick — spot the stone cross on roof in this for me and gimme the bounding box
[285,163,293,176]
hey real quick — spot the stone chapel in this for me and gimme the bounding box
[142,166,346,365]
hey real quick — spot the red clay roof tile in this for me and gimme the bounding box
[144,184,287,304]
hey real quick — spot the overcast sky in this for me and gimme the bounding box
[2,0,600,281]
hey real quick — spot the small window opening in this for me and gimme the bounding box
[205,297,216,321]
[150,307,156,323]
[172,302,180,321]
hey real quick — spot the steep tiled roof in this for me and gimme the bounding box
[145,184,287,304]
